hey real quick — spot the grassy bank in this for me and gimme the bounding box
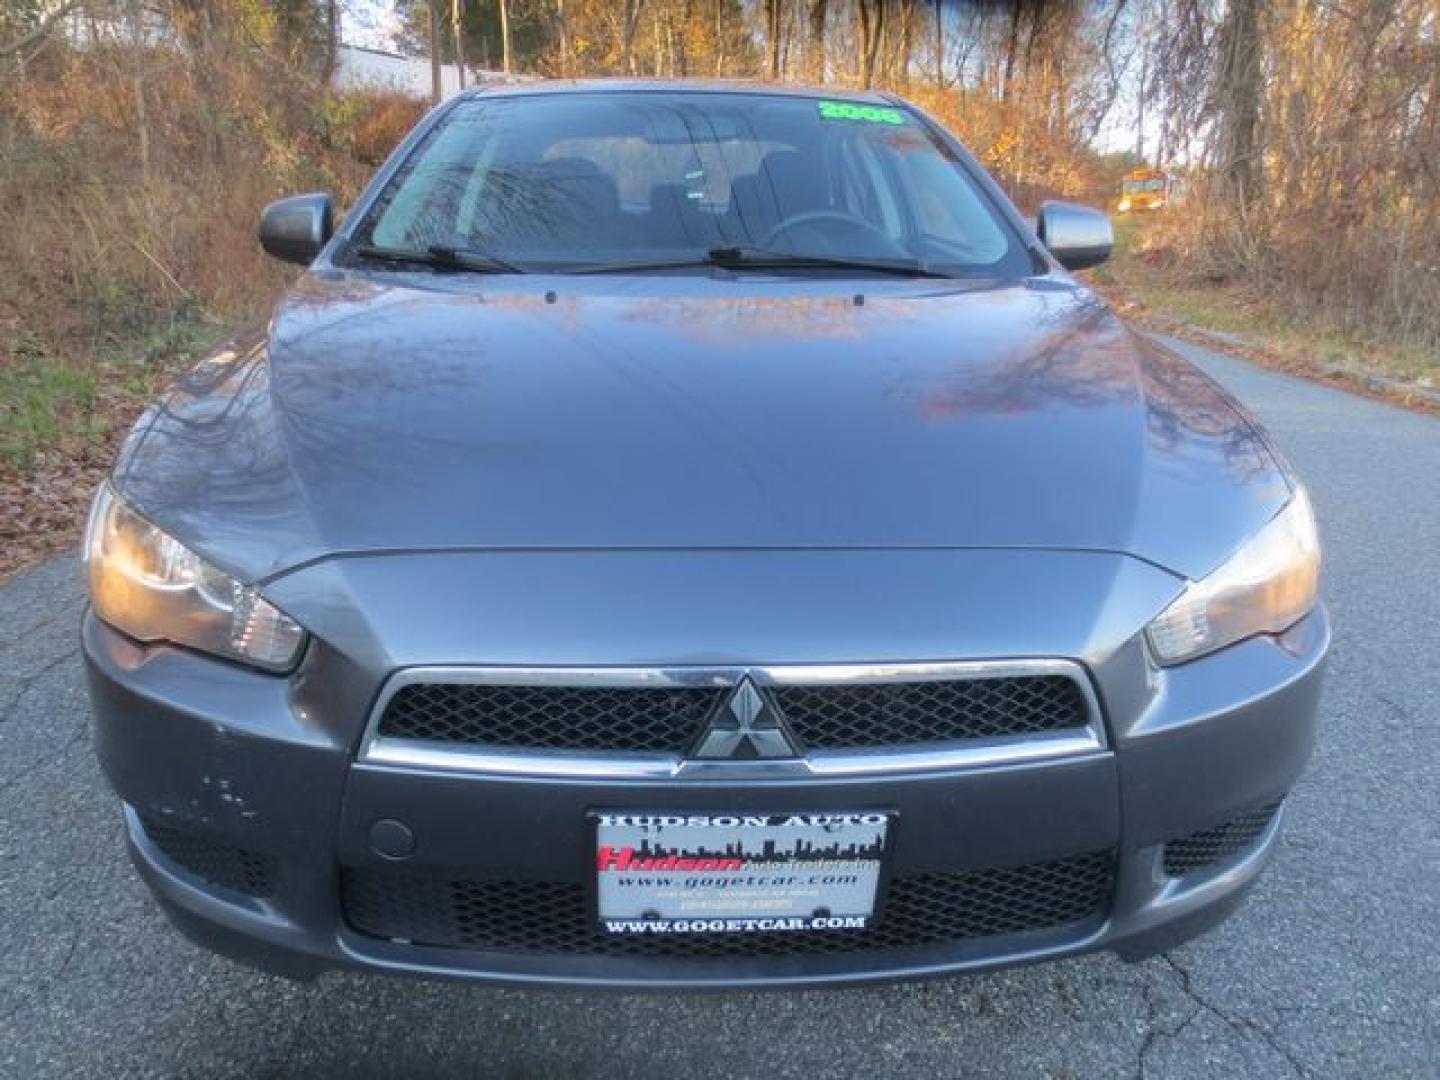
[0,309,229,576]
[0,36,422,578]
[1095,215,1439,403]
[1,312,223,469]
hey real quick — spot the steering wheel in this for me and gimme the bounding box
[759,210,896,252]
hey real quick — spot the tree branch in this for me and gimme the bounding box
[1,0,86,59]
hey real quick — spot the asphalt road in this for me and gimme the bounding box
[2,334,1437,1078]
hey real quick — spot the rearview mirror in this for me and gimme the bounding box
[1036,201,1112,271]
[259,193,334,265]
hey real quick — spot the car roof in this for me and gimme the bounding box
[458,78,898,105]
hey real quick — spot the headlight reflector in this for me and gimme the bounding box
[1146,488,1320,665]
[83,484,305,671]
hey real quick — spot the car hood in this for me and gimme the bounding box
[114,271,1289,584]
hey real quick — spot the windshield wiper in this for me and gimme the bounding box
[569,246,953,278]
[353,243,523,274]
[705,246,954,278]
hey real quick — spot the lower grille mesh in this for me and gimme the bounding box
[1163,801,1283,877]
[341,852,1114,958]
[138,813,278,898]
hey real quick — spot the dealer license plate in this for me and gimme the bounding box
[594,811,890,934]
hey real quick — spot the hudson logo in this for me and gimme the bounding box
[596,846,742,872]
[690,677,799,760]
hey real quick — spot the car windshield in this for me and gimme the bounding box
[354,91,1030,277]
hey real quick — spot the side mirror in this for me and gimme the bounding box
[1036,200,1113,271]
[259,193,334,265]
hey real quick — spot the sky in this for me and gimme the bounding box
[341,0,405,52]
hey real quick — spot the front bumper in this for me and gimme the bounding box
[87,538,1324,996]
[85,582,1328,990]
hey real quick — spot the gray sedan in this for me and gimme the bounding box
[81,82,1326,989]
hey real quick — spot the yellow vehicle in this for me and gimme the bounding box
[1118,167,1168,213]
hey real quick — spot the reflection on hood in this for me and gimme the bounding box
[114,273,1288,583]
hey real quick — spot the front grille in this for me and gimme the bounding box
[341,852,1114,958]
[1163,800,1283,877]
[375,673,1091,754]
[774,676,1089,749]
[138,813,278,898]
[379,684,728,752]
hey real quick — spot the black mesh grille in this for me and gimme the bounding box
[773,675,1090,749]
[377,674,1090,754]
[138,813,278,898]
[1163,801,1282,877]
[378,684,729,752]
[341,852,1114,958]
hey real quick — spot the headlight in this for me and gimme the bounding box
[83,484,306,671]
[1146,488,1320,665]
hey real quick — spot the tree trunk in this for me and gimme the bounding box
[858,0,885,90]
[129,0,149,184]
[664,9,676,76]
[1001,0,1024,102]
[451,0,466,88]
[932,0,943,88]
[618,0,642,75]
[499,0,512,73]
[713,0,725,75]
[324,0,338,83]
[766,0,781,80]
[676,0,692,76]
[1135,37,1147,161]
[1213,0,1263,208]
[554,0,570,77]
[897,0,914,89]
[806,0,827,84]
[429,1,441,102]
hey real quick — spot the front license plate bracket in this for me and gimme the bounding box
[592,811,892,934]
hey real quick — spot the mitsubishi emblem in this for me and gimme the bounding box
[691,677,799,760]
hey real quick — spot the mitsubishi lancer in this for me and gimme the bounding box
[82,82,1327,988]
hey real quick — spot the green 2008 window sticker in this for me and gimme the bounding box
[818,101,906,125]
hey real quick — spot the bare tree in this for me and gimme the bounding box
[499,0,513,72]
[553,0,571,77]
[857,0,886,89]
[128,0,149,181]
[930,0,944,87]
[765,0,781,79]
[0,0,84,62]
[1000,1,1023,101]
[429,0,441,101]
[1211,0,1261,208]
[617,0,642,74]
[806,0,827,83]
[451,0,466,87]
[896,0,914,88]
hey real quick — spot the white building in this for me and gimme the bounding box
[332,43,529,100]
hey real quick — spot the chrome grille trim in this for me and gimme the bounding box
[358,660,1106,779]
